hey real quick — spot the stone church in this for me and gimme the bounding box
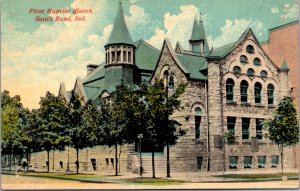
[33,2,297,174]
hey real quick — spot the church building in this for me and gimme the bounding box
[53,2,296,173]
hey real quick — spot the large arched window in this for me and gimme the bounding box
[195,107,202,140]
[254,82,262,104]
[226,79,235,102]
[267,84,275,105]
[240,80,249,103]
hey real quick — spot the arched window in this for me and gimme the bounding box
[233,66,241,75]
[240,80,249,103]
[240,55,248,64]
[169,75,174,89]
[267,84,275,105]
[254,82,262,104]
[254,58,261,66]
[247,68,255,77]
[260,70,268,78]
[226,78,235,102]
[246,45,254,54]
[195,107,202,140]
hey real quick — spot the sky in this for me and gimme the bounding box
[1,0,298,109]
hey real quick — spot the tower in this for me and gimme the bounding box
[189,14,209,54]
[104,1,135,91]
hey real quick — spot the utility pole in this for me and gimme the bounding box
[164,69,171,178]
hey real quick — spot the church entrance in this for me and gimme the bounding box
[135,140,164,153]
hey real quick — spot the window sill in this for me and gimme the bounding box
[195,140,204,143]
[241,102,250,106]
[255,104,265,107]
[226,101,237,105]
[268,105,276,108]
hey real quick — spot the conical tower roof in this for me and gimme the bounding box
[105,1,134,47]
[189,14,209,52]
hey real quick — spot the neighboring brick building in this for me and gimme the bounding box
[32,2,297,174]
[261,20,299,169]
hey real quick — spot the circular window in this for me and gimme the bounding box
[233,66,241,75]
[240,55,248,64]
[254,58,261,66]
[260,70,268,78]
[246,45,254,54]
[247,68,255,77]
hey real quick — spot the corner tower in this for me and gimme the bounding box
[189,14,209,54]
[104,1,135,91]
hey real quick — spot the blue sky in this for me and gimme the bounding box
[1,0,298,109]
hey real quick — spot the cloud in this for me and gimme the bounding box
[286,3,298,19]
[271,7,279,14]
[130,0,137,4]
[146,5,200,49]
[207,18,266,48]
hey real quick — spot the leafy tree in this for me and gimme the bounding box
[96,84,133,176]
[67,95,99,174]
[265,96,299,173]
[37,91,70,172]
[141,80,186,178]
[1,90,24,170]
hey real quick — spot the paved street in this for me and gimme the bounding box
[1,174,299,190]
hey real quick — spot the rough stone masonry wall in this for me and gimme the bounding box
[219,32,296,171]
[31,144,136,174]
[151,43,208,172]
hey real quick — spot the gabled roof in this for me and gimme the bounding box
[58,83,70,102]
[105,1,134,47]
[176,53,207,80]
[73,77,88,102]
[134,39,160,71]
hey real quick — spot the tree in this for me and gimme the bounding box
[1,90,24,170]
[97,84,138,176]
[67,95,99,174]
[38,91,70,172]
[265,96,299,173]
[139,80,187,178]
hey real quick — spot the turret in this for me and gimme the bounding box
[189,13,209,54]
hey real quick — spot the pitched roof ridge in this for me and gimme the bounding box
[140,39,160,52]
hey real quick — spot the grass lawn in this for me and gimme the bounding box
[18,172,106,182]
[120,178,185,186]
[218,173,299,179]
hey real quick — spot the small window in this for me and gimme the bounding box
[240,55,248,64]
[258,156,266,168]
[240,80,249,103]
[195,107,201,140]
[91,158,97,171]
[271,155,279,167]
[244,156,252,169]
[233,66,241,75]
[59,161,63,168]
[242,118,250,140]
[197,157,203,170]
[256,118,263,140]
[254,82,262,104]
[111,158,114,168]
[247,68,255,77]
[105,158,109,168]
[246,45,254,54]
[260,70,268,78]
[254,58,261,66]
[169,76,174,89]
[267,84,274,105]
[128,52,132,63]
[229,156,238,169]
[117,51,121,63]
[226,78,235,102]
[111,52,115,63]
[123,51,127,62]
[227,117,236,134]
